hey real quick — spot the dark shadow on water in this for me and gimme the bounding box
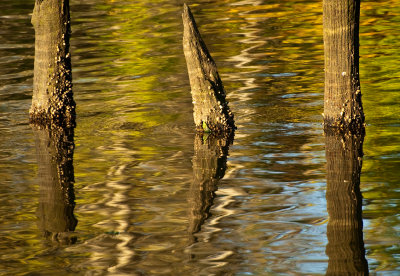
[325,129,369,275]
[33,125,77,245]
[188,132,234,244]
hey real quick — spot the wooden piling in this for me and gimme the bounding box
[182,3,235,134]
[323,0,364,133]
[30,0,75,127]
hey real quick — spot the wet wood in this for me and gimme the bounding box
[34,124,77,244]
[182,3,235,134]
[30,0,75,127]
[323,0,364,133]
[325,129,369,275]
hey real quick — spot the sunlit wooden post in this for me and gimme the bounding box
[323,0,364,132]
[30,0,75,127]
[323,2,368,271]
[30,0,77,244]
[182,4,235,134]
[182,3,235,243]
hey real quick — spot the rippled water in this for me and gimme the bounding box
[1,0,399,275]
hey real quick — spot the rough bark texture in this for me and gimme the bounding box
[34,124,77,244]
[325,130,369,275]
[188,132,233,243]
[182,4,235,134]
[30,0,75,127]
[323,0,364,133]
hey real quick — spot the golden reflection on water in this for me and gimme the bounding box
[0,0,399,274]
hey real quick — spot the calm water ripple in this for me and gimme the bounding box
[0,0,399,275]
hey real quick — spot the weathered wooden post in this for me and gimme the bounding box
[34,125,77,244]
[323,0,364,132]
[30,0,75,127]
[182,3,235,134]
[323,1,368,272]
[182,3,235,243]
[188,133,233,243]
[325,130,369,275]
[30,0,77,244]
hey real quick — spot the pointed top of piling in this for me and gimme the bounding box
[182,3,194,27]
[182,3,215,65]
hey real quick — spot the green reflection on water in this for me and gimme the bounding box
[0,0,399,274]
[359,0,400,272]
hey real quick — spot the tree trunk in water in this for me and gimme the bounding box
[324,1,367,272]
[188,133,233,243]
[325,130,368,275]
[323,0,364,132]
[34,125,77,244]
[30,0,75,127]
[182,4,235,134]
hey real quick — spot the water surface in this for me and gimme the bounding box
[0,0,399,275]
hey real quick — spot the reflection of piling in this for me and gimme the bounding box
[182,4,235,134]
[325,129,368,275]
[188,132,233,243]
[34,125,77,244]
[30,0,75,127]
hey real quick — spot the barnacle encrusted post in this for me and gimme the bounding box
[182,3,235,134]
[30,0,75,127]
[30,0,77,244]
[323,0,364,133]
